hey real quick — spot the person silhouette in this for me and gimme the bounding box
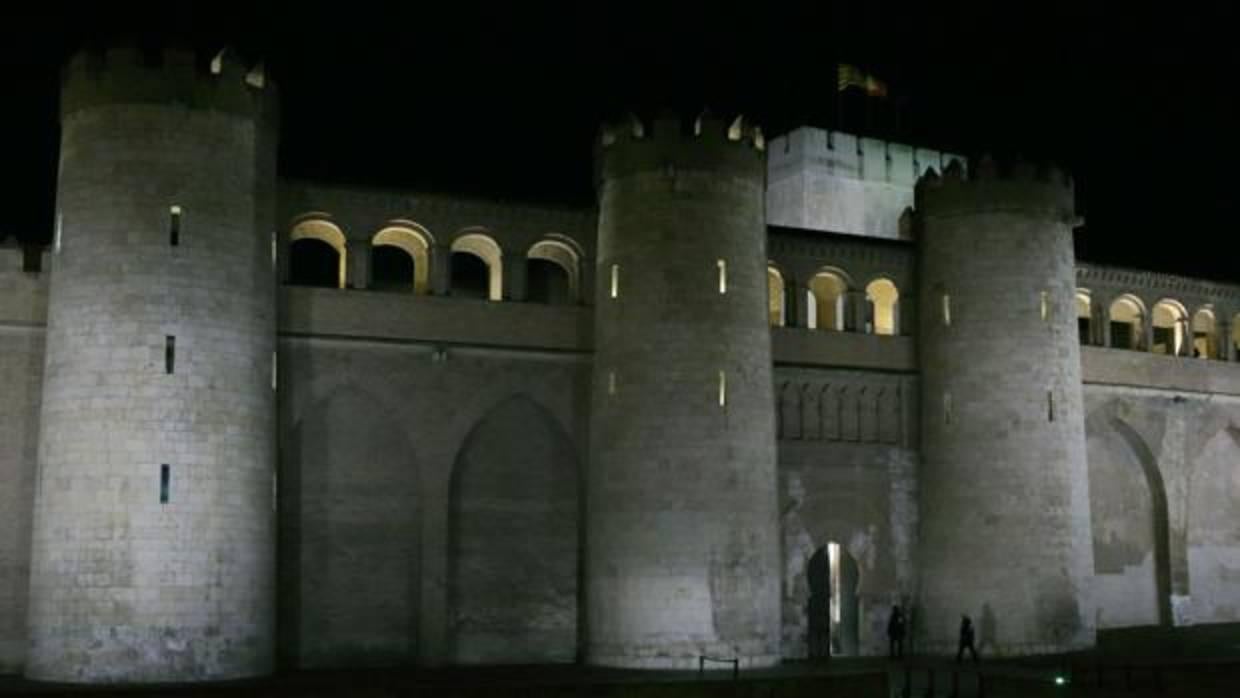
[956,614,979,663]
[887,604,906,659]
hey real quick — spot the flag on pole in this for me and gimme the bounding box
[837,63,889,98]
[837,63,867,92]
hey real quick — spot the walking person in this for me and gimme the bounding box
[956,614,979,663]
[887,604,906,659]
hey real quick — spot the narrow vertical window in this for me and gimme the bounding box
[165,336,176,374]
[271,230,277,270]
[169,206,182,247]
[943,392,953,425]
[272,471,278,513]
[607,370,616,396]
[54,213,63,253]
[717,259,727,294]
[718,370,727,408]
[942,293,952,327]
[160,464,170,504]
[1047,390,1055,422]
[271,350,278,391]
[610,264,620,299]
[1040,290,1050,321]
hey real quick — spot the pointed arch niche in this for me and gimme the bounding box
[447,396,579,664]
[1086,413,1171,629]
[283,388,419,666]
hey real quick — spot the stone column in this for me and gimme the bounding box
[792,278,810,329]
[504,254,527,302]
[1091,300,1107,347]
[578,257,594,306]
[846,289,866,332]
[430,243,451,296]
[1221,317,1234,361]
[1097,299,1111,348]
[346,239,370,290]
[1142,312,1154,352]
[277,232,291,284]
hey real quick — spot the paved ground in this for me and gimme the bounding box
[2,625,1239,697]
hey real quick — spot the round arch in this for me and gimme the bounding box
[1076,289,1093,345]
[864,277,899,336]
[527,238,581,302]
[807,267,852,331]
[1109,294,1146,350]
[1152,298,1189,355]
[1191,307,1217,359]
[767,264,786,327]
[451,231,503,301]
[373,224,433,295]
[290,218,347,289]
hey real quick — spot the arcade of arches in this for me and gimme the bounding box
[284,218,582,305]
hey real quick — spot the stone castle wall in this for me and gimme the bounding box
[4,165,1240,674]
[915,165,1097,655]
[0,247,46,673]
[24,46,279,682]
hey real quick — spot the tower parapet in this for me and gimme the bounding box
[25,46,278,682]
[914,156,1095,655]
[586,111,781,669]
[597,111,765,179]
[60,46,275,121]
[765,127,965,239]
[914,155,1072,218]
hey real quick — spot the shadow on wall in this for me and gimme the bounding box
[447,395,580,665]
[281,388,420,669]
[1087,411,1173,630]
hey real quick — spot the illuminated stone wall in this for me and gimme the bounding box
[24,48,279,682]
[914,162,1097,655]
[4,82,1240,679]
[0,248,46,673]
[276,336,589,668]
[586,115,781,668]
[1083,377,1240,629]
[775,367,919,659]
[767,127,962,240]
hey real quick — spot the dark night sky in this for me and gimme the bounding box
[0,1,1237,281]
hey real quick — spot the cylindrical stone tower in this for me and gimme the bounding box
[586,113,781,668]
[915,158,1095,655]
[25,47,278,682]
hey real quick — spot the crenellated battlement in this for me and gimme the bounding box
[914,154,1074,221]
[596,110,765,183]
[767,127,963,189]
[0,243,49,274]
[61,45,277,122]
[599,110,765,151]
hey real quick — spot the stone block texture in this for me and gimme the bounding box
[24,51,278,682]
[915,167,1097,655]
[4,49,1240,681]
[0,325,43,673]
[585,117,781,668]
